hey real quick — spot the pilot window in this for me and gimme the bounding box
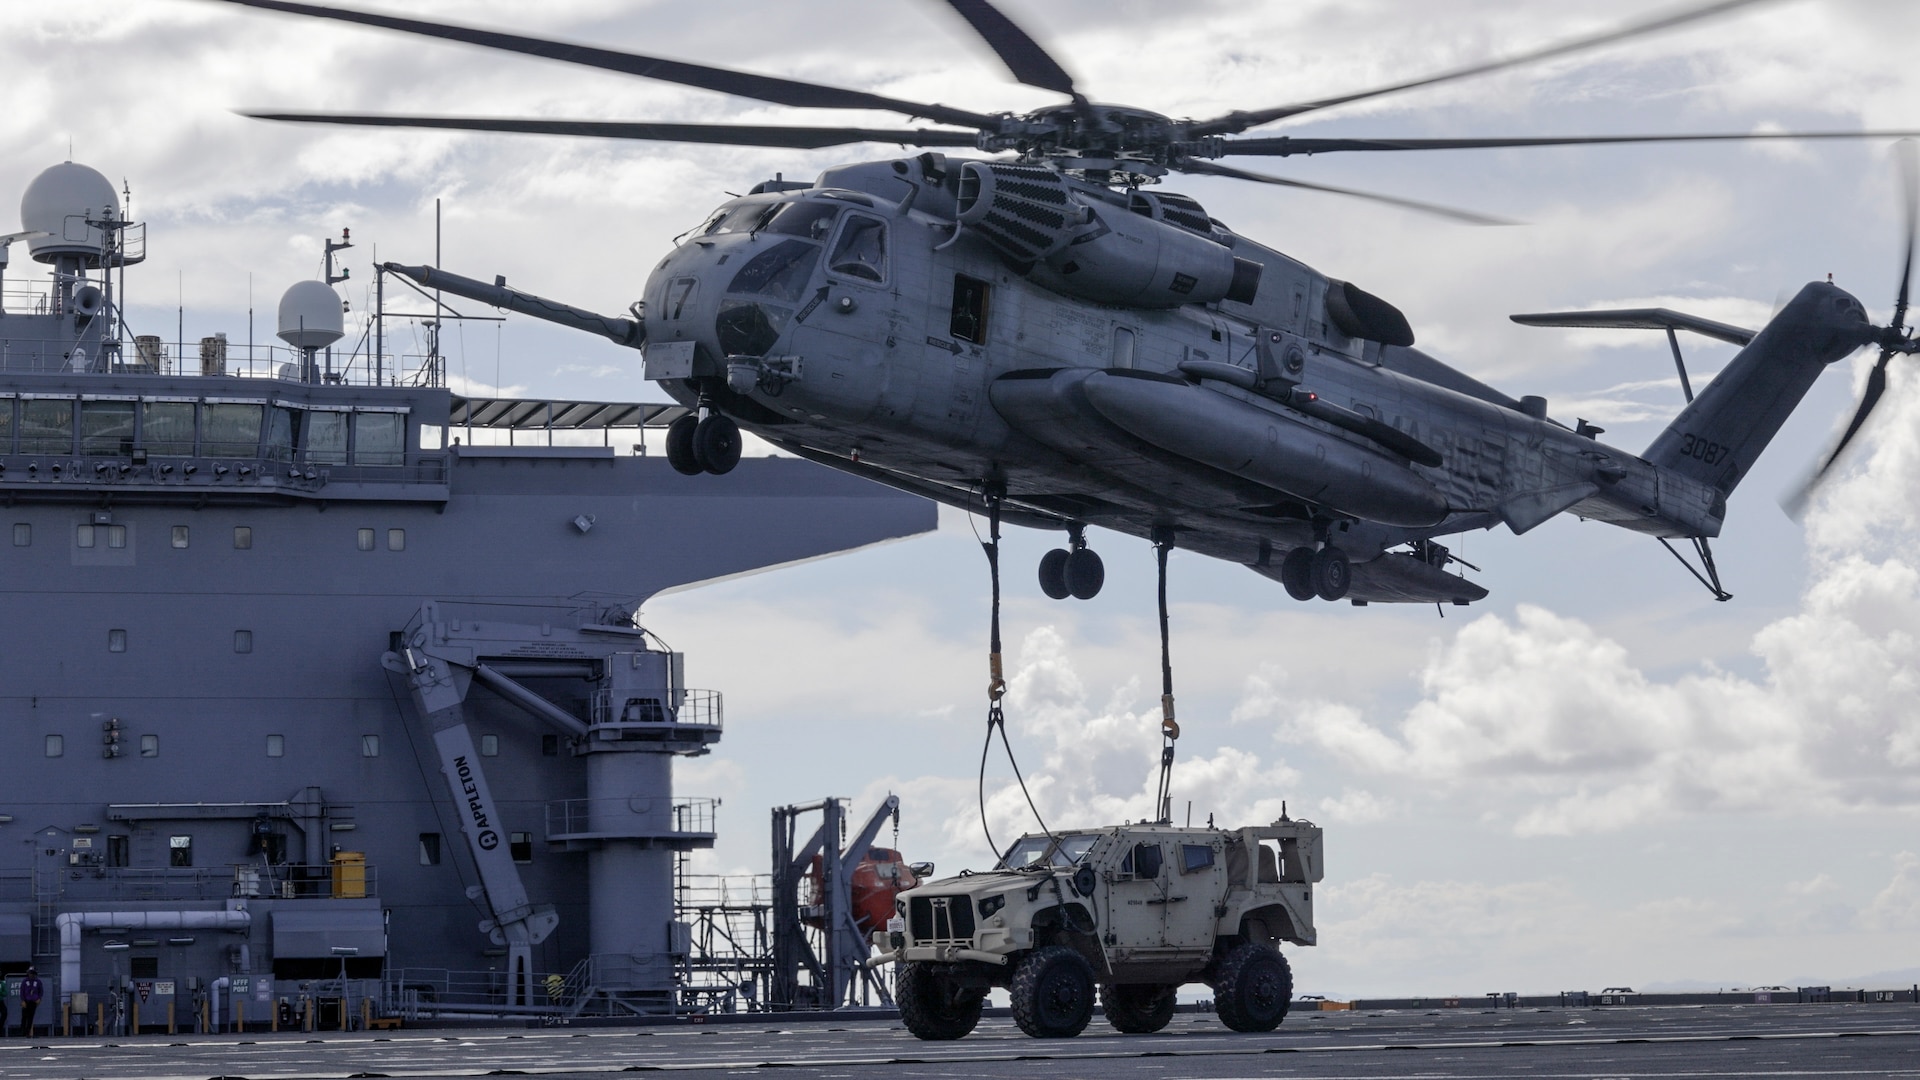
[762,201,841,240]
[951,275,990,344]
[727,239,821,303]
[829,216,887,282]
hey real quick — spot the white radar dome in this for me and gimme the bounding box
[277,280,345,351]
[20,161,119,265]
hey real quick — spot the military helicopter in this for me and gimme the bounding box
[214,0,1920,610]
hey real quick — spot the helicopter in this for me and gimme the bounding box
[211,0,1920,610]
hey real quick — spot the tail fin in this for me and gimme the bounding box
[1643,282,1873,493]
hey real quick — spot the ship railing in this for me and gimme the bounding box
[545,796,719,841]
[79,862,378,902]
[0,331,446,388]
[381,967,571,1019]
[587,688,723,731]
[675,873,773,911]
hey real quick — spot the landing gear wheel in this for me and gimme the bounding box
[665,414,702,476]
[692,413,741,475]
[1278,547,1316,601]
[1211,941,1293,1032]
[1064,547,1105,600]
[1310,546,1351,602]
[896,962,984,1041]
[1010,945,1095,1038]
[1038,549,1072,600]
[1101,983,1177,1034]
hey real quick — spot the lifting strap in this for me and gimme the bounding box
[1152,528,1179,823]
[977,483,1050,861]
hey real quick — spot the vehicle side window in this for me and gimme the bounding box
[951,275,990,344]
[1181,844,1215,874]
[1123,842,1163,879]
[829,215,887,282]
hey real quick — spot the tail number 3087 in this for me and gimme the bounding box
[1679,433,1731,466]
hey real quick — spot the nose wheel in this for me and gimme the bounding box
[1039,526,1103,600]
[665,411,742,475]
[1278,544,1351,602]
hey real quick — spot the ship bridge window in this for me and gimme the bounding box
[828,215,887,282]
[108,628,127,652]
[204,403,264,457]
[0,398,13,452]
[357,528,375,551]
[951,275,990,344]
[19,398,74,454]
[763,200,841,241]
[141,402,195,456]
[265,734,284,757]
[266,407,296,462]
[44,734,62,758]
[728,239,821,302]
[233,526,252,549]
[361,734,380,758]
[387,528,405,552]
[234,630,253,654]
[11,524,28,547]
[171,526,189,549]
[140,734,158,758]
[304,410,349,466]
[354,412,405,466]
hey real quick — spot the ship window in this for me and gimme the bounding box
[728,239,821,302]
[0,398,12,452]
[361,734,380,758]
[77,525,94,549]
[11,524,27,547]
[304,410,349,466]
[106,835,128,867]
[203,402,263,457]
[169,835,192,867]
[106,525,126,549]
[951,275,990,344]
[419,833,442,866]
[171,526,189,549]
[234,630,253,654]
[480,734,499,757]
[828,215,887,282]
[140,734,158,758]
[108,629,127,653]
[233,526,252,549]
[44,735,62,758]
[510,832,533,864]
[263,406,295,463]
[265,734,284,757]
[387,528,405,552]
[357,528,375,551]
[19,398,74,454]
[1112,327,1136,368]
[354,412,404,466]
[141,401,195,456]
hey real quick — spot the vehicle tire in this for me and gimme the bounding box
[1038,549,1072,600]
[1278,547,1316,601]
[1064,547,1104,600]
[1211,941,1292,1032]
[692,413,742,475]
[1310,546,1351,602]
[896,962,984,1041]
[1010,945,1096,1038]
[1101,983,1177,1034]
[665,414,703,476]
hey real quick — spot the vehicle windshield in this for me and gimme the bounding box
[997,834,1099,870]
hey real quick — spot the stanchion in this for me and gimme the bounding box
[235,998,245,1033]
[131,1000,140,1036]
[168,1000,175,1035]
[360,998,371,1030]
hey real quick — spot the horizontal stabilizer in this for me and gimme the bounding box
[1510,307,1755,347]
[1499,481,1600,535]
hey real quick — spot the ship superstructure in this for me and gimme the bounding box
[0,161,933,1027]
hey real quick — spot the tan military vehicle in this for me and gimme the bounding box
[874,817,1322,1040]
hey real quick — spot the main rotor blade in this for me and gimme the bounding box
[1190,0,1771,136]
[1179,159,1513,226]
[1220,130,1920,157]
[939,0,1077,97]
[1892,138,1918,335]
[207,0,1000,130]
[243,111,983,150]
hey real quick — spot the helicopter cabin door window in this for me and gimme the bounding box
[950,275,990,345]
[827,215,887,283]
[1112,327,1136,368]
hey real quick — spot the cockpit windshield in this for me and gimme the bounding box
[763,201,842,241]
[996,833,1100,871]
[726,239,819,303]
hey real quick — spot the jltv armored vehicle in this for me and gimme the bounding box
[876,818,1322,1039]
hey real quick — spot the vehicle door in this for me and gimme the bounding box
[1161,839,1228,951]
[1101,838,1169,951]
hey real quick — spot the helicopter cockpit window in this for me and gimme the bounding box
[828,215,887,282]
[951,274,990,344]
[762,200,841,241]
[726,239,820,303]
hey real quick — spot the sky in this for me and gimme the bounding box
[5,0,1920,998]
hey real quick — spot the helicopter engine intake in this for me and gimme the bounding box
[957,162,1261,309]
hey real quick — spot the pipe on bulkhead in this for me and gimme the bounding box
[56,907,252,1004]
